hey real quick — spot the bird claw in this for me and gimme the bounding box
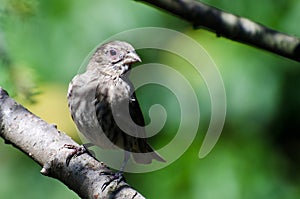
[100,171,125,191]
[64,144,88,166]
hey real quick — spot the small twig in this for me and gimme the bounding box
[136,0,300,62]
[0,87,145,199]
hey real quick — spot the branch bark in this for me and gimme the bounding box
[136,0,300,62]
[0,87,145,199]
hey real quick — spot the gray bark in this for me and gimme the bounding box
[0,87,145,199]
[136,0,300,62]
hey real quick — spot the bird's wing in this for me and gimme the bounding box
[129,92,146,132]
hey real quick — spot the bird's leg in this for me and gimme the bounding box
[64,143,95,166]
[101,151,130,191]
[120,150,130,172]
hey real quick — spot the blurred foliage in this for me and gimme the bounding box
[0,0,300,198]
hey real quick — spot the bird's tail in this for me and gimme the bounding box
[132,144,165,164]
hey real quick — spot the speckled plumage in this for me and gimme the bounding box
[67,41,164,164]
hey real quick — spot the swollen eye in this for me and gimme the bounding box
[109,49,117,56]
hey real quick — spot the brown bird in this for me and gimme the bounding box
[67,41,164,172]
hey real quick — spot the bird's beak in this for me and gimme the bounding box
[125,51,142,64]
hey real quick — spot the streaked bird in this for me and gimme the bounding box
[67,41,164,173]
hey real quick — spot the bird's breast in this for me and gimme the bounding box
[106,78,132,104]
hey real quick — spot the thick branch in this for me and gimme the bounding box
[0,87,145,199]
[136,0,300,62]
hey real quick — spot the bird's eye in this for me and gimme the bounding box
[109,49,117,56]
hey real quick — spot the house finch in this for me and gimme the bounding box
[67,41,164,170]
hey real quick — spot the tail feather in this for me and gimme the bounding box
[132,144,165,164]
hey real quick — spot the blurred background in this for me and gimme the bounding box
[0,0,300,198]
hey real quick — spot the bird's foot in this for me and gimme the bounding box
[100,171,125,191]
[64,144,88,166]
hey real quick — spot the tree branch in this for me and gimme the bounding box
[0,87,145,199]
[136,0,300,62]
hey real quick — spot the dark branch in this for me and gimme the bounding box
[0,87,145,199]
[136,0,300,62]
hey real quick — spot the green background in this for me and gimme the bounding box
[1,0,300,198]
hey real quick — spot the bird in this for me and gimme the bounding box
[66,41,165,173]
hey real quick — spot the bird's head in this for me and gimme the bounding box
[87,41,141,76]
